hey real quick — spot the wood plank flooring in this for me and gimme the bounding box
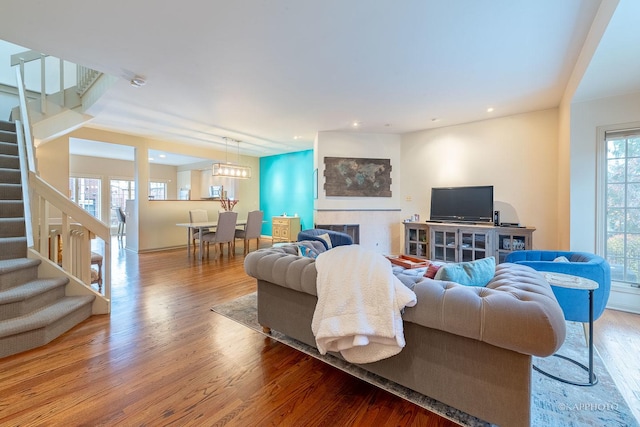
[0,243,455,426]
[1,241,639,426]
[591,307,640,422]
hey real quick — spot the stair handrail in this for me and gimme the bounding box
[12,50,49,114]
[14,66,112,306]
[14,68,36,173]
[15,122,34,248]
[29,174,112,303]
[31,175,111,241]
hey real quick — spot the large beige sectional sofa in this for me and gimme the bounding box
[244,243,566,427]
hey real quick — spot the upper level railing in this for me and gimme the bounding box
[76,65,102,96]
[11,49,102,114]
[14,66,111,310]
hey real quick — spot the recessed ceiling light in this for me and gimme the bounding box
[159,154,166,158]
[487,107,494,113]
[352,121,360,127]
[130,75,146,88]
[293,136,300,140]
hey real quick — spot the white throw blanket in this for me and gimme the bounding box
[311,245,417,364]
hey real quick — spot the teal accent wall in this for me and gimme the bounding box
[260,150,314,236]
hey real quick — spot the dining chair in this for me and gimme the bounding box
[202,211,238,258]
[116,207,127,240]
[235,210,264,255]
[189,209,212,256]
[91,251,103,291]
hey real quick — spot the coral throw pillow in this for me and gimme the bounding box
[424,263,442,279]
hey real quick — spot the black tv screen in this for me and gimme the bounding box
[430,186,494,223]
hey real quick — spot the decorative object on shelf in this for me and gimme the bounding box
[323,157,392,197]
[212,138,252,179]
[503,238,511,250]
[219,198,239,211]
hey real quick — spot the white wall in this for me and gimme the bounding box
[570,91,640,313]
[37,126,261,252]
[315,131,403,253]
[401,109,560,251]
[69,154,180,219]
[570,91,640,251]
[0,92,16,121]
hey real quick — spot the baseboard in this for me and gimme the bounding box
[606,283,640,314]
[137,245,185,254]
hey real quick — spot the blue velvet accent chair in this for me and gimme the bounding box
[505,250,611,323]
[297,228,353,250]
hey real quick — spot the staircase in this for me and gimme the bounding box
[0,120,94,358]
[8,48,112,143]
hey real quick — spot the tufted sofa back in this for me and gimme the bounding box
[245,245,566,357]
[403,263,566,357]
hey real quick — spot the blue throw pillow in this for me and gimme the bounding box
[297,244,319,259]
[434,257,496,287]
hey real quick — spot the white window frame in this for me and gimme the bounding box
[597,122,640,314]
[148,180,168,200]
[110,178,135,230]
[69,174,103,220]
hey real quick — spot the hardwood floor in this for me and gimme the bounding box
[0,242,456,426]
[592,307,640,423]
[1,241,639,426]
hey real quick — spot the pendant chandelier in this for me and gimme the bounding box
[212,138,252,179]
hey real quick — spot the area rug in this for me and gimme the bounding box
[211,293,638,427]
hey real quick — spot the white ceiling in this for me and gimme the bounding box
[1,1,638,159]
[573,0,640,102]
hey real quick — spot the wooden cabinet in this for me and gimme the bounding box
[495,227,534,263]
[272,216,301,243]
[403,222,535,263]
[403,222,430,258]
[430,224,493,262]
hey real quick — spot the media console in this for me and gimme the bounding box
[403,221,535,263]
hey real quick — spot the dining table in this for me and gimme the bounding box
[176,220,248,259]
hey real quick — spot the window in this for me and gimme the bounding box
[69,177,101,219]
[149,181,167,200]
[603,128,640,287]
[110,180,135,228]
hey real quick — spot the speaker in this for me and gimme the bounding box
[493,210,500,226]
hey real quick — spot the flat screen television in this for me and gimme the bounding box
[430,185,494,223]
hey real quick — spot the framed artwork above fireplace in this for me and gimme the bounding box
[323,157,392,197]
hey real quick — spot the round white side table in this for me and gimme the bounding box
[534,271,599,386]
